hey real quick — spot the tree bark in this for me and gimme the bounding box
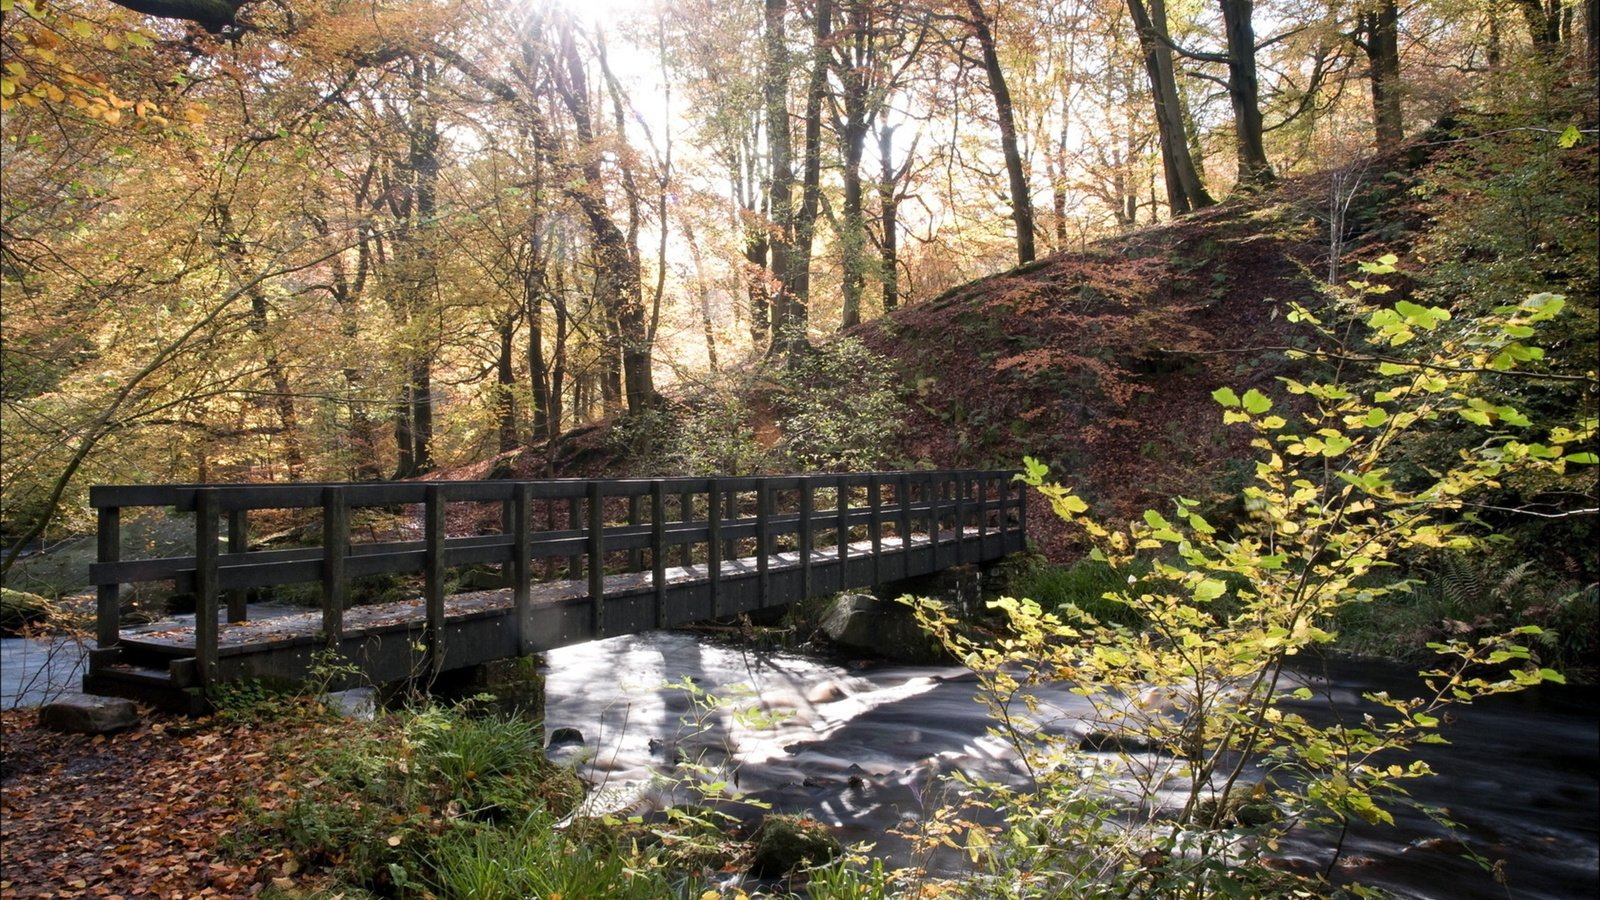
[963,0,1035,265]
[780,0,833,354]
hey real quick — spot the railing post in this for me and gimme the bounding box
[708,480,723,616]
[799,477,814,600]
[322,487,348,651]
[194,489,219,689]
[425,485,446,679]
[652,480,668,627]
[95,505,121,650]
[227,508,249,623]
[513,483,533,654]
[588,481,606,635]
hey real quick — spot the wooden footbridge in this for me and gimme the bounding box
[83,470,1025,711]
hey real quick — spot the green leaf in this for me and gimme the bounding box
[1192,579,1227,602]
[1242,389,1273,414]
[1566,452,1597,465]
[1557,125,1582,149]
[1364,408,1390,427]
[1212,387,1241,408]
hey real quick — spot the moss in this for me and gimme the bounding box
[748,814,842,878]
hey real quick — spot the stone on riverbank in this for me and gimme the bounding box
[38,693,138,734]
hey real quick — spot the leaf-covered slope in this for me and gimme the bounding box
[855,191,1339,555]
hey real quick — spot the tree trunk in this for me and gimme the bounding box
[1356,0,1403,152]
[1127,0,1215,214]
[1219,0,1274,186]
[764,0,796,351]
[781,0,833,354]
[877,124,901,314]
[497,315,518,455]
[964,0,1035,265]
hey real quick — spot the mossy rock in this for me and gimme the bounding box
[1,588,55,636]
[748,814,841,878]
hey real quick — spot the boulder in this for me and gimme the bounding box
[38,694,138,734]
[819,593,942,662]
[749,814,842,877]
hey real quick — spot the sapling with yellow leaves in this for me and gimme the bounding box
[909,255,1596,896]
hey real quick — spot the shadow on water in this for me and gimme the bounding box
[543,633,1598,900]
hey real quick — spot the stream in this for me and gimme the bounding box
[5,625,1593,897]
[541,632,1599,899]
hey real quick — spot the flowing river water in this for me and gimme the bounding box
[3,625,1593,897]
[541,632,1598,899]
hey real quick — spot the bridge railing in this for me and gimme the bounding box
[89,469,1024,684]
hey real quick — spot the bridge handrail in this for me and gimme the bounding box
[90,469,1025,685]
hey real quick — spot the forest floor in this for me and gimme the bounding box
[0,705,331,898]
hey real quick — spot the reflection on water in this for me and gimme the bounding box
[543,632,1598,899]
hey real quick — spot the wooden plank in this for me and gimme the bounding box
[425,485,446,678]
[194,489,219,688]
[95,506,120,649]
[514,483,533,654]
[897,474,912,574]
[322,487,348,650]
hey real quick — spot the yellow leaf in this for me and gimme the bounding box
[44,82,65,103]
[386,834,402,846]
[102,32,121,50]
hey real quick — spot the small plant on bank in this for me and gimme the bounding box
[907,257,1593,896]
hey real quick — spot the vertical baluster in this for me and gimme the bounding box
[322,487,348,651]
[868,476,883,588]
[834,476,849,587]
[513,483,533,654]
[95,505,121,650]
[954,472,967,566]
[679,488,695,567]
[425,485,447,679]
[708,481,723,617]
[652,480,667,627]
[897,474,912,576]
[500,496,516,586]
[194,489,219,689]
[588,481,606,636]
[227,508,249,623]
[628,494,643,571]
[799,477,814,601]
[756,481,771,608]
[567,496,582,580]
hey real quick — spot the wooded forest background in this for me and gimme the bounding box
[2,0,1596,558]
